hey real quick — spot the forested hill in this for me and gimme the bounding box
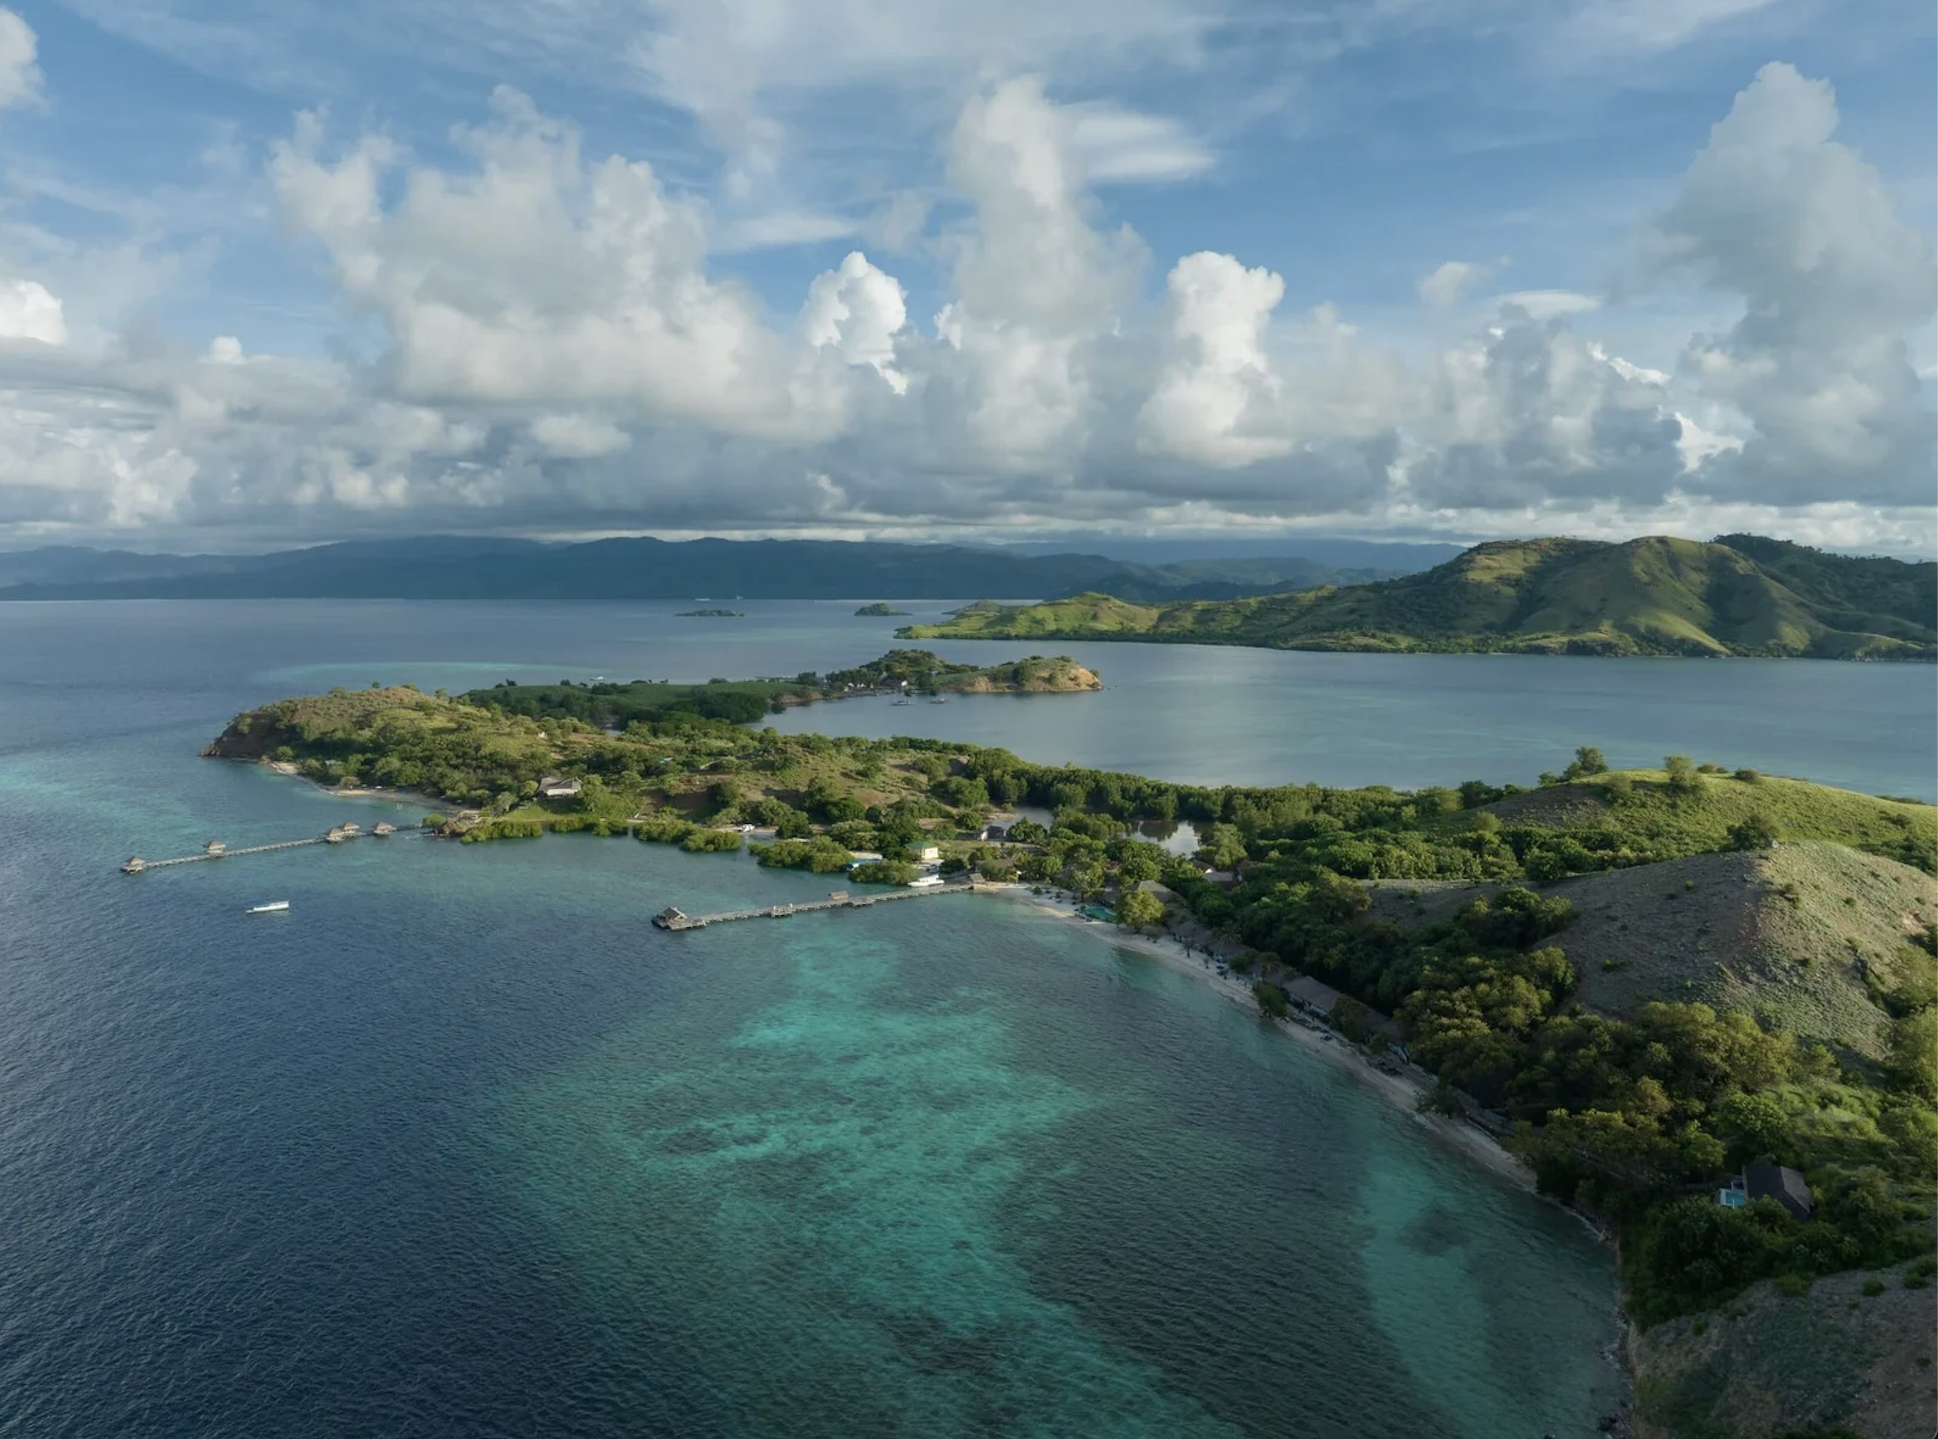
[0,535,1398,603]
[900,535,1938,660]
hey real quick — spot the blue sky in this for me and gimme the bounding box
[0,0,1931,550]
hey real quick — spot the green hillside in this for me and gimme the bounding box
[1367,841,1937,1060]
[1479,769,1938,869]
[900,535,1937,659]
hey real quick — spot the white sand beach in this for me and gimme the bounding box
[266,761,456,816]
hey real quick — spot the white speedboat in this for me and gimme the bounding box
[247,900,290,914]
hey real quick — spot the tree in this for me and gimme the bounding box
[1196,822,1248,871]
[1331,995,1373,1043]
[1664,754,1702,795]
[1066,859,1107,896]
[1727,814,1779,850]
[1714,1092,1792,1166]
[1818,1166,1905,1258]
[1887,1009,1938,1103]
[1117,888,1166,930]
[1565,746,1609,779]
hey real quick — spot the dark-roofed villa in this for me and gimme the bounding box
[1285,976,1340,1018]
[1745,1162,1814,1222]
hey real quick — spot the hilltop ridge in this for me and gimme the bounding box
[901,535,1937,659]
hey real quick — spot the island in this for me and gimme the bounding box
[438,650,1099,730]
[898,535,1938,660]
[854,603,911,616]
[676,608,746,617]
[197,673,1936,1437]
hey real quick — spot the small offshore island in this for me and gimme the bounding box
[900,535,1938,660]
[675,607,746,617]
[855,603,911,616]
[198,665,1938,1438]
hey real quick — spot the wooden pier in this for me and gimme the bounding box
[653,881,974,931]
[121,822,398,873]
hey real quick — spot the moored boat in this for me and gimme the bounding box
[247,900,290,914]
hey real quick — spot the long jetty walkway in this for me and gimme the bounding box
[121,822,398,873]
[653,881,975,931]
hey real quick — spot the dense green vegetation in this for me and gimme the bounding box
[207,684,1937,1331]
[854,603,911,616]
[446,649,1098,730]
[901,535,1937,659]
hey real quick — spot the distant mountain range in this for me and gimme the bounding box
[994,537,1470,569]
[0,535,1410,603]
[899,535,1938,660]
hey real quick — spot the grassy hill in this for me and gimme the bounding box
[900,535,1938,659]
[1480,769,1938,869]
[1361,769,1937,1055]
[1630,1259,1938,1439]
[1368,841,1936,1060]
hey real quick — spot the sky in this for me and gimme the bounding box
[0,0,1931,553]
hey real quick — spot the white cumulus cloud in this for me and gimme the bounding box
[0,278,64,344]
[801,251,909,394]
[269,89,844,442]
[1659,62,1936,504]
[928,76,1143,467]
[1139,252,1289,467]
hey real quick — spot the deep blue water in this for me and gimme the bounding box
[0,600,1928,1438]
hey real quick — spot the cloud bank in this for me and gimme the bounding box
[0,15,1930,549]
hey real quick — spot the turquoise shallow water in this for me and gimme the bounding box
[5,599,1922,1436]
[493,897,1623,1437]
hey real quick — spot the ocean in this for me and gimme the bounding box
[1,599,1928,1438]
